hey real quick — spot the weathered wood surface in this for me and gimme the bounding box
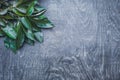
[0,0,120,80]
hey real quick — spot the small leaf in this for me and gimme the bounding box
[12,8,25,16]
[16,0,34,7]
[25,38,34,45]
[0,9,8,15]
[16,0,24,6]
[28,17,41,32]
[0,19,5,27]
[0,28,4,37]
[33,6,46,14]
[25,30,35,41]
[38,15,47,20]
[32,23,41,32]
[34,32,43,43]
[16,22,25,49]
[2,26,17,39]
[20,17,32,29]
[4,37,17,53]
[36,18,54,29]
[27,1,37,15]
[35,6,45,12]
[27,6,34,15]
[33,15,54,29]
[3,14,13,19]
[32,9,46,17]
[16,7,27,14]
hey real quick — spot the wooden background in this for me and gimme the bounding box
[0,0,120,80]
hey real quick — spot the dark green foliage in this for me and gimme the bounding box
[0,0,54,52]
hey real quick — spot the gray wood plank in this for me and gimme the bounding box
[0,0,120,80]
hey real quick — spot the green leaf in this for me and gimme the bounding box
[38,15,47,20]
[25,38,34,45]
[34,32,43,43]
[4,37,17,53]
[0,32,3,37]
[36,18,54,29]
[16,0,34,7]
[16,0,24,6]
[28,17,41,32]
[16,22,25,49]
[0,9,8,15]
[0,28,4,37]
[33,15,54,29]
[33,6,46,14]
[32,23,41,32]
[26,1,37,15]
[12,8,25,16]
[3,14,13,19]
[25,30,35,41]
[2,26,17,39]
[27,7,34,16]
[32,9,46,17]
[16,7,27,14]
[35,6,45,12]
[0,19,5,27]
[20,17,32,29]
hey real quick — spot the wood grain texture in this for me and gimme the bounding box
[0,0,120,80]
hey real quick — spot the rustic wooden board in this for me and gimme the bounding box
[0,0,120,80]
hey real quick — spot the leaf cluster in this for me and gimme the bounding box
[0,0,54,52]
